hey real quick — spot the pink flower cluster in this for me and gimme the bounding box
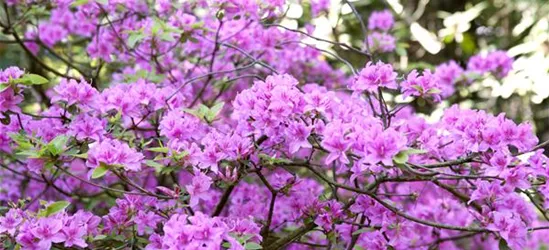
[401,69,442,102]
[468,50,514,78]
[348,61,398,93]
[0,1,546,250]
[87,138,145,171]
[0,208,99,250]
[0,67,24,116]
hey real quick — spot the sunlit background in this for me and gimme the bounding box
[276,0,549,144]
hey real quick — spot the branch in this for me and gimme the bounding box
[211,184,235,217]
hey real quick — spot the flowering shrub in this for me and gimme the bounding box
[0,1,548,250]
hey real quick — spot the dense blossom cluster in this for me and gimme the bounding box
[0,0,547,250]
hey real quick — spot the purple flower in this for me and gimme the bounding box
[87,138,144,172]
[286,121,313,154]
[349,61,398,93]
[170,11,198,32]
[17,230,44,250]
[311,0,330,17]
[0,209,23,235]
[51,78,98,107]
[186,172,213,207]
[364,128,407,166]
[487,211,527,249]
[61,221,88,248]
[469,180,506,204]
[467,50,513,78]
[69,114,106,141]
[486,151,511,176]
[401,69,442,102]
[133,211,162,235]
[30,218,66,249]
[26,158,45,174]
[87,32,116,62]
[159,212,229,249]
[368,10,394,31]
[367,32,396,53]
[145,233,163,249]
[315,200,345,231]
[434,60,465,97]
[0,88,23,114]
[528,149,547,173]
[0,66,24,83]
[38,22,68,47]
[321,120,351,164]
[97,84,140,116]
[160,109,206,141]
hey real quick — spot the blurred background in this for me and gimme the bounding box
[278,0,549,147]
[1,0,548,145]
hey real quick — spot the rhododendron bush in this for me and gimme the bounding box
[0,0,548,249]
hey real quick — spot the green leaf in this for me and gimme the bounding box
[222,242,231,248]
[183,107,203,119]
[159,33,175,42]
[68,152,88,159]
[13,74,49,85]
[128,32,146,48]
[259,153,292,165]
[0,83,9,92]
[184,104,211,122]
[71,0,90,7]
[411,85,424,93]
[171,151,189,162]
[499,239,512,250]
[145,160,164,172]
[394,147,428,165]
[9,133,33,150]
[27,5,48,17]
[443,34,454,44]
[146,147,170,153]
[237,233,255,244]
[327,231,337,244]
[42,201,70,217]
[46,135,68,156]
[147,73,166,83]
[401,148,428,155]
[93,235,107,241]
[92,164,109,179]
[95,0,108,5]
[191,22,204,29]
[205,102,224,122]
[16,150,40,158]
[352,228,374,235]
[393,151,409,165]
[26,74,49,85]
[159,166,176,175]
[460,33,477,56]
[244,242,262,250]
[151,17,165,35]
[395,46,407,57]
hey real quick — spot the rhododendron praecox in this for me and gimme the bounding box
[0,1,547,250]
